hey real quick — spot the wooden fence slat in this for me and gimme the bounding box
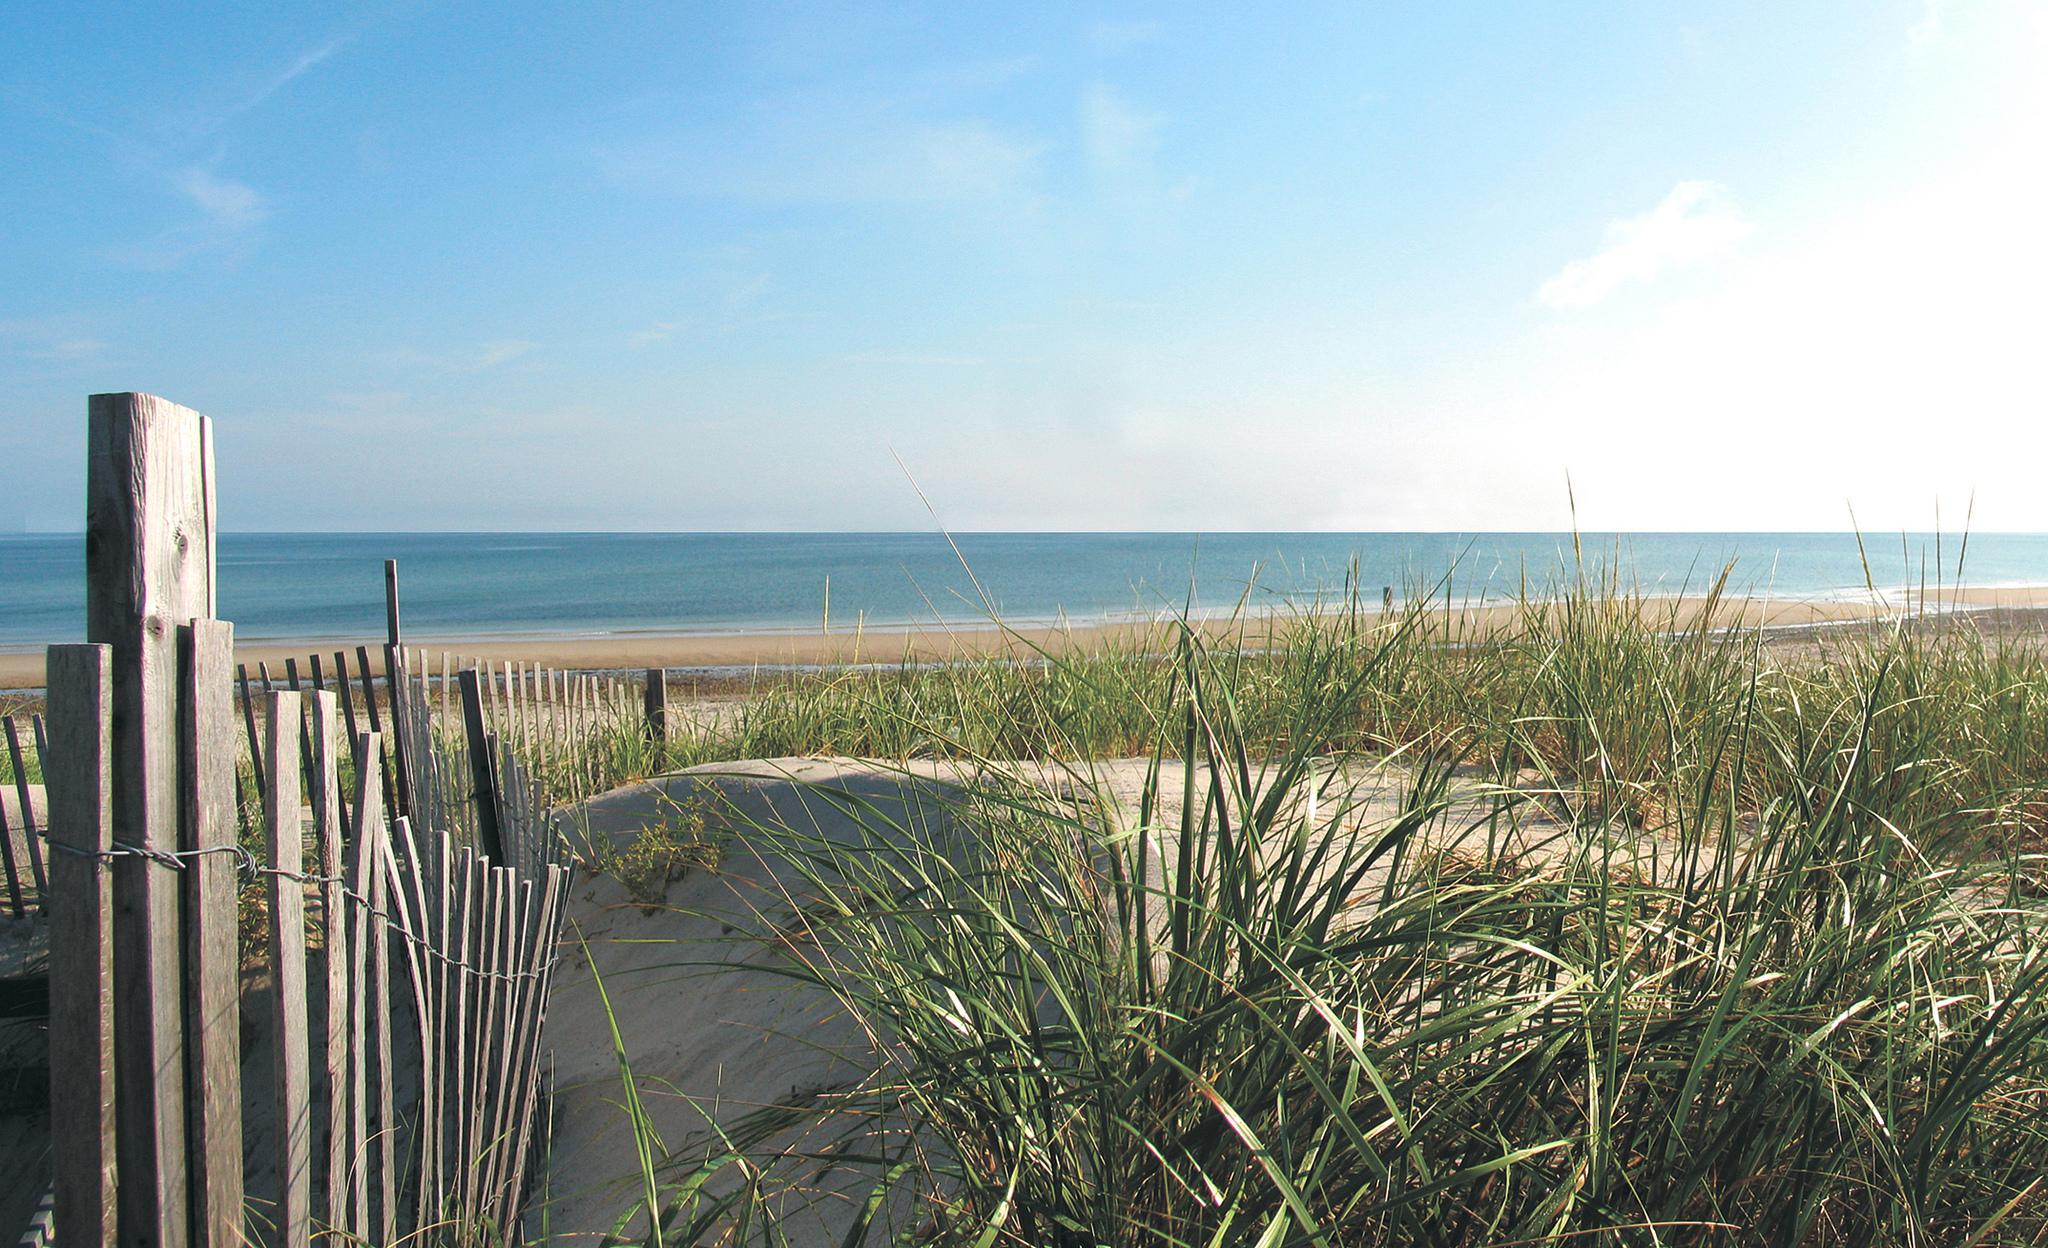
[385,644,415,824]
[482,877,534,1216]
[309,655,351,833]
[346,733,382,1236]
[449,849,478,1222]
[285,658,316,804]
[503,865,568,1217]
[358,644,400,824]
[384,815,440,1234]
[182,621,245,1247]
[45,644,116,1247]
[459,668,506,862]
[5,715,48,899]
[0,757,23,917]
[645,666,668,750]
[263,690,313,1248]
[469,869,509,1208]
[238,663,266,801]
[371,809,397,1247]
[334,651,363,776]
[428,830,453,1221]
[309,693,350,1230]
[439,651,453,736]
[88,391,211,1247]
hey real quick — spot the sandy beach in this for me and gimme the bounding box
[4,584,2046,690]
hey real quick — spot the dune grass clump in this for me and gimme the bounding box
[617,571,2048,1246]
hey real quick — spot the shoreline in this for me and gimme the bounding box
[6,585,2048,690]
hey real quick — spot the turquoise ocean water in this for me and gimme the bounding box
[2,531,2042,650]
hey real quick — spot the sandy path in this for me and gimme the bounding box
[526,753,1581,1242]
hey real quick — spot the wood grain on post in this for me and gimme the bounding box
[262,691,312,1248]
[45,644,117,1247]
[308,694,350,1229]
[181,621,245,1247]
[88,391,212,1247]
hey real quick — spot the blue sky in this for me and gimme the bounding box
[2,2,2043,531]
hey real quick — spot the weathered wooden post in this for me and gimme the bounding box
[87,391,216,1247]
[45,644,116,1246]
[643,666,668,750]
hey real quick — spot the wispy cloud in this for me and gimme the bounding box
[177,165,268,229]
[628,321,683,347]
[36,33,351,270]
[388,339,539,373]
[1538,180,1752,310]
[1080,84,1192,215]
[1909,0,1950,44]
[599,99,1047,211]
[843,350,986,366]
[326,390,410,411]
[0,317,106,362]
[1088,20,1162,54]
[243,37,350,116]
[1082,84,1160,178]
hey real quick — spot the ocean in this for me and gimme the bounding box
[1,531,2041,649]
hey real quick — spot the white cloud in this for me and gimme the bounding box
[1538,180,1752,310]
[177,166,268,229]
[1498,107,2048,529]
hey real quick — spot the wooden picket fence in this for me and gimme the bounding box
[35,394,580,1246]
[232,648,667,878]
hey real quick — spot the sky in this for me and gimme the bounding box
[2,1,2045,533]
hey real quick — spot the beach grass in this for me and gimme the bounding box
[592,564,2048,1245]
